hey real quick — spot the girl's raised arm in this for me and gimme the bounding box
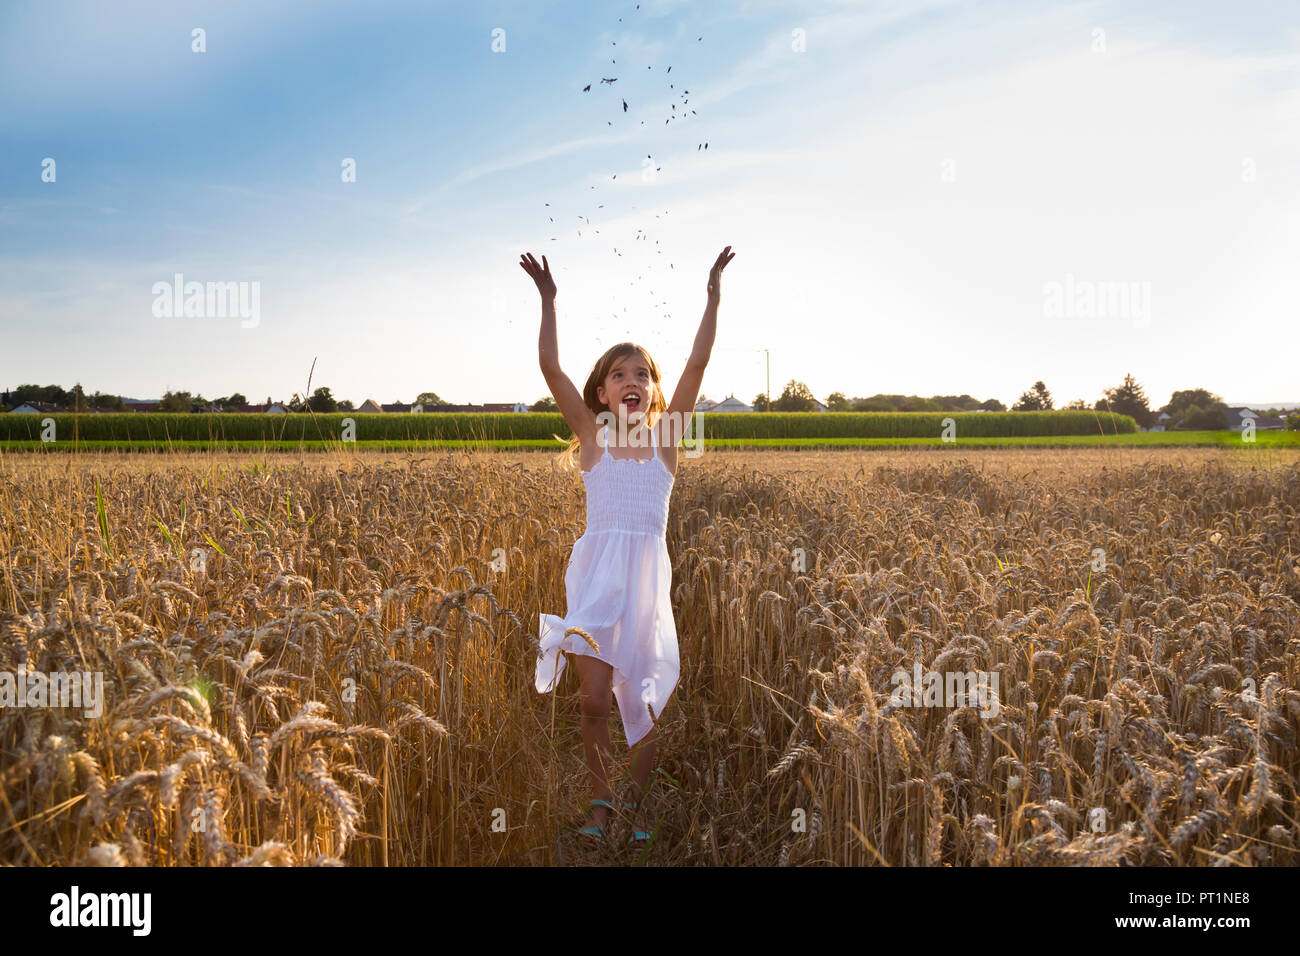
[665,245,735,444]
[520,252,596,444]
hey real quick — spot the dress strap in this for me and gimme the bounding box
[601,424,610,456]
[649,419,658,459]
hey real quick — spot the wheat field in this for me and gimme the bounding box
[1,446,1297,866]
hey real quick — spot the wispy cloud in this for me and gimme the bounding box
[401,132,614,217]
[3,0,1297,405]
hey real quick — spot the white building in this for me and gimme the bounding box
[1147,411,1173,432]
[695,394,753,412]
[1227,407,1284,431]
[711,395,753,412]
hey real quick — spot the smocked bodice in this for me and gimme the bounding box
[581,425,674,537]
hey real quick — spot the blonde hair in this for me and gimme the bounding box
[557,342,668,472]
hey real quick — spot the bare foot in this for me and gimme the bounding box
[580,803,611,833]
[626,804,650,844]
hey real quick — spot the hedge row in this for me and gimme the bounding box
[0,410,1137,441]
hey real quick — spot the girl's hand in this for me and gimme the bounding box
[519,252,557,300]
[707,245,735,300]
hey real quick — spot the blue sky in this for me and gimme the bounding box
[2,0,1297,408]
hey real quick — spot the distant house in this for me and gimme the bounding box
[382,402,414,413]
[357,399,383,413]
[691,395,754,413]
[235,402,287,414]
[709,395,753,413]
[124,401,157,413]
[1227,407,1284,431]
[424,402,527,413]
[8,401,131,414]
[1147,411,1173,432]
[696,394,821,412]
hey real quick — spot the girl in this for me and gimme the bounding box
[520,245,735,848]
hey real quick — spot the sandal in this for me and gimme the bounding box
[577,799,615,839]
[624,801,652,846]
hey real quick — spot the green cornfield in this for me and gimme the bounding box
[0,410,1137,442]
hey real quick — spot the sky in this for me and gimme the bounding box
[1,0,1297,409]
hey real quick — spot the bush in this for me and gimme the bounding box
[1179,404,1224,431]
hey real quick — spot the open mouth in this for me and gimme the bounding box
[621,393,642,411]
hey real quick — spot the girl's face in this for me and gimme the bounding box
[596,354,655,419]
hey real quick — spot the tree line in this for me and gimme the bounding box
[742,375,1298,429]
[6,378,1298,430]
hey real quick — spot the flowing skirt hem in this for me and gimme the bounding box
[535,612,675,747]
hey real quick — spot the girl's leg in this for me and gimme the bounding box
[573,653,614,830]
[627,722,659,832]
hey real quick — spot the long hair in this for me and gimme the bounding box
[557,342,668,472]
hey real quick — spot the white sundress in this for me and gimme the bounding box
[536,421,679,747]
